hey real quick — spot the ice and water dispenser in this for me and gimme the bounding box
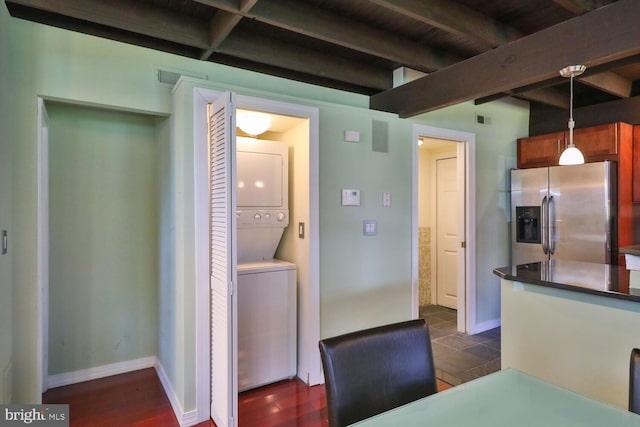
[515,206,541,244]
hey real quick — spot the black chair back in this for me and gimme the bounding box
[630,348,640,414]
[319,319,437,427]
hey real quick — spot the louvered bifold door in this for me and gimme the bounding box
[208,92,238,427]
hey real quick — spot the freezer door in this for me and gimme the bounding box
[511,167,549,265]
[548,161,615,264]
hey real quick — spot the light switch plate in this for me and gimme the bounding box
[363,220,377,236]
[341,189,361,206]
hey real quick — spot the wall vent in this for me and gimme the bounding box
[157,68,208,87]
[475,113,491,125]
[372,120,389,153]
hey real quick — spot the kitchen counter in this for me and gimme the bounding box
[493,259,637,303]
[496,259,640,410]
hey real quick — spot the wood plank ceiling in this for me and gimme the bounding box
[6,0,640,117]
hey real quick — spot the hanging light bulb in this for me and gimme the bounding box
[558,65,586,165]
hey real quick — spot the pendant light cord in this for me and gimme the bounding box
[568,72,575,147]
[570,73,574,124]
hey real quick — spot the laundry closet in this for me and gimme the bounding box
[234,110,309,391]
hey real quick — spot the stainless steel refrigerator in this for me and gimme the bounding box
[511,161,617,266]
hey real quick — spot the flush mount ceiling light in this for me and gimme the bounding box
[558,65,586,166]
[237,111,271,136]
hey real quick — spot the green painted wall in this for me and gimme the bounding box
[319,107,415,335]
[0,0,13,404]
[47,103,159,375]
[2,0,528,410]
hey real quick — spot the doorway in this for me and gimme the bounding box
[412,125,476,333]
[37,98,163,398]
[193,88,320,426]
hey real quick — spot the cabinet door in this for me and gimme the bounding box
[573,123,618,161]
[517,132,564,168]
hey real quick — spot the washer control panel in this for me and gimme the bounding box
[237,209,289,227]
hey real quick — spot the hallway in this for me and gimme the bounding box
[421,304,501,385]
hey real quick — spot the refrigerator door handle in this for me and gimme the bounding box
[548,195,555,255]
[541,196,549,255]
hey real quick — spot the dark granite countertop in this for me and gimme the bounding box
[493,259,640,303]
[620,245,640,257]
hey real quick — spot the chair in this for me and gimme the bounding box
[319,319,438,427]
[630,348,640,414]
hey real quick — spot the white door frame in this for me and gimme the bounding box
[193,88,321,422]
[412,125,476,333]
[37,97,49,398]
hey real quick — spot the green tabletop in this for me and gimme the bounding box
[350,369,640,426]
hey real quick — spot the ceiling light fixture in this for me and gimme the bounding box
[558,65,586,165]
[237,111,271,137]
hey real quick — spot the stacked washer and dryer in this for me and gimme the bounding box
[236,136,297,392]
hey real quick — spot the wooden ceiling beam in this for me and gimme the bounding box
[199,0,259,60]
[369,0,522,49]
[513,88,570,110]
[579,71,633,98]
[193,0,456,72]
[552,0,615,14]
[370,0,640,117]
[372,0,630,100]
[7,0,210,48]
[217,32,392,90]
[245,0,456,72]
[476,88,570,110]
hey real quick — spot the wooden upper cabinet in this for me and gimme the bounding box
[517,131,564,169]
[517,123,632,169]
[573,123,620,162]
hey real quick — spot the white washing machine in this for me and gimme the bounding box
[235,137,297,391]
[237,260,297,392]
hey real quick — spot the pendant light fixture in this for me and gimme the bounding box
[558,65,586,165]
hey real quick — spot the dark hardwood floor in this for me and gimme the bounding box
[43,368,452,426]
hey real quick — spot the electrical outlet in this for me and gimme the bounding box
[382,192,391,207]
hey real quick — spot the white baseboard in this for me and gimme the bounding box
[47,356,156,389]
[469,317,501,335]
[154,361,198,426]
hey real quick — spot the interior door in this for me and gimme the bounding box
[208,92,238,427]
[436,156,458,309]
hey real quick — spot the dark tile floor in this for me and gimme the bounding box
[420,304,501,385]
